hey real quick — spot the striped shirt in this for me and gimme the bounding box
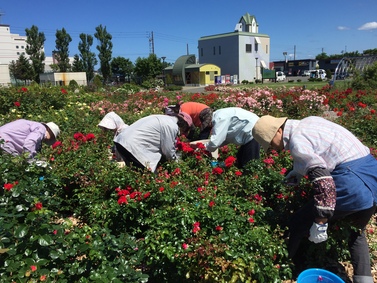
[283,116,370,176]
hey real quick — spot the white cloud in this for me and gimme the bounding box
[358,22,377,30]
[337,26,350,30]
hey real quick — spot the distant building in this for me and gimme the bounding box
[0,24,28,64]
[39,72,87,86]
[0,24,75,85]
[163,54,221,86]
[272,59,318,76]
[0,24,28,85]
[198,13,270,83]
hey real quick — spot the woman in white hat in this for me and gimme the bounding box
[98,112,128,161]
[252,115,377,283]
[0,119,60,159]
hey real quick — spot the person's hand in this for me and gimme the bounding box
[189,142,199,149]
[117,161,125,168]
[283,170,302,186]
[308,222,328,243]
[35,160,49,168]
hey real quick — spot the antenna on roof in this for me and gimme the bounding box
[0,11,4,24]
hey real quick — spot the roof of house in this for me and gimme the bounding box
[240,13,257,25]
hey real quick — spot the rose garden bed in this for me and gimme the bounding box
[1,83,377,282]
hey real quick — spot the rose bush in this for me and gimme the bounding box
[1,83,377,282]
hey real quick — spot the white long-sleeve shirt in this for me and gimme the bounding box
[114,115,178,172]
[205,107,259,152]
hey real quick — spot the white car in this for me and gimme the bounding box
[302,70,311,76]
[276,71,286,82]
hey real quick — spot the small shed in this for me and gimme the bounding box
[164,55,221,86]
[39,72,87,86]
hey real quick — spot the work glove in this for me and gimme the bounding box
[308,222,328,243]
[283,170,302,186]
[34,160,49,168]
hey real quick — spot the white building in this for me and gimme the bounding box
[0,24,27,64]
[198,13,270,83]
[0,24,28,85]
[0,24,76,85]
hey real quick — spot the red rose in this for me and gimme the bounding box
[4,183,14,191]
[35,202,43,210]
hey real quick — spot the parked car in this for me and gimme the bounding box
[276,71,286,82]
[309,69,326,80]
[302,70,311,77]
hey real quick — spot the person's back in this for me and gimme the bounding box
[0,119,45,157]
[115,115,179,172]
[180,102,209,127]
[206,107,259,151]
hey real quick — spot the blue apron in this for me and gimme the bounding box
[332,154,377,211]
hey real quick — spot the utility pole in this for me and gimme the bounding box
[294,45,296,60]
[148,31,154,55]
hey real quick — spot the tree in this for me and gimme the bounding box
[78,33,97,82]
[315,52,328,60]
[71,54,84,72]
[363,48,377,55]
[55,28,72,72]
[25,25,46,83]
[94,25,113,83]
[110,56,134,83]
[351,61,377,90]
[8,54,34,85]
[134,54,163,83]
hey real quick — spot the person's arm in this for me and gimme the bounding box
[205,117,230,152]
[160,124,178,161]
[307,167,336,222]
[23,129,44,158]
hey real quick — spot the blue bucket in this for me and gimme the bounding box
[297,268,345,283]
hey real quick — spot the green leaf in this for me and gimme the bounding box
[49,250,60,259]
[15,225,28,238]
[38,235,53,246]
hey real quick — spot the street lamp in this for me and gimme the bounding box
[161,56,166,86]
[283,52,287,74]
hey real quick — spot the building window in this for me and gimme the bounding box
[255,43,258,52]
[17,52,20,55]
[213,46,216,55]
[266,45,268,54]
[200,48,203,57]
[206,71,210,75]
[219,46,221,55]
[214,71,218,74]
[16,45,19,49]
[246,44,252,53]
[21,46,24,49]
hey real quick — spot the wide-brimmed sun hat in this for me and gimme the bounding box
[252,115,287,152]
[43,122,60,145]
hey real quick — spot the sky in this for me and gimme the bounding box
[1,0,376,64]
